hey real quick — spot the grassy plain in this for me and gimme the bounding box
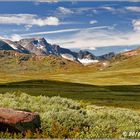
[0,53,140,110]
[0,51,140,138]
[0,71,140,110]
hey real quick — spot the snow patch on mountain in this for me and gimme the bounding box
[32,40,46,50]
[78,58,99,65]
[8,43,18,50]
[61,54,76,61]
[3,40,18,50]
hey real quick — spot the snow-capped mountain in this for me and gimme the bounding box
[4,39,30,54]
[16,38,78,57]
[78,50,97,60]
[61,54,77,62]
[17,38,52,55]
[76,50,98,65]
[0,37,115,65]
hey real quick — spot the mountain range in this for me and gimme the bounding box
[0,36,140,84]
[0,37,115,65]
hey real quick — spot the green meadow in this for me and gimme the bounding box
[0,52,140,138]
[0,66,140,110]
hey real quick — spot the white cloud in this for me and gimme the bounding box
[89,20,98,24]
[25,24,32,31]
[101,6,115,11]
[8,21,140,50]
[58,7,73,14]
[0,36,5,40]
[35,0,58,2]
[92,9,98,14]
[0,0,59,1]
[126,6,140,12]
[73,6,116,15]
[21,28,81,36]
[20,26,110,36]
[46,26,140,50]
[10,34,22,41]
[1,0,140,1]
[16,26,114,49]
[75,7,94,14]
[0,14,60,26]
[132,19,140,31]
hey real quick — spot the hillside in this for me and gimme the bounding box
[0,41,140,109]
[42,48,140,85]
[0,47,140,110]
[0,50,86,80]
[0,38,115,65]
[0,47,140,85]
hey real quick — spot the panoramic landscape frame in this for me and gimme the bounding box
[0,0,140,139]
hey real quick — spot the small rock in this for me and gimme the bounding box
[0,108,40,133]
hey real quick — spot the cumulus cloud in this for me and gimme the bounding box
[0,14,60,27]
[7,18,140,50]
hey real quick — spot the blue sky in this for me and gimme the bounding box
[0,0,140,53]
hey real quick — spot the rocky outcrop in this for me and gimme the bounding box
[0,108,40,133]
[17,38,78,58]
[98,52,115,60]
[17,37,51,55]
[4,39,30,54]
[78,50,97,60]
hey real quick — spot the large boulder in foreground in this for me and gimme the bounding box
[0,108,40,133]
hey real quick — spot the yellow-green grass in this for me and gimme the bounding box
[0,52,140,110]
[44,55,140,85]
[0,79,140,110]
[0,52,140,85]
[45,68,140,85]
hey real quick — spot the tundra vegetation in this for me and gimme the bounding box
[0,49,140,138]
[0,92,140,139]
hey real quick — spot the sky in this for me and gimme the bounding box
[0,0,140,54]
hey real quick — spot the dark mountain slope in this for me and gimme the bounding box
[0,40,14,51]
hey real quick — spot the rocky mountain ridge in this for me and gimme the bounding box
[0,37,115,65]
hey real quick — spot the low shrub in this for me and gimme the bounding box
[0,92,140,138]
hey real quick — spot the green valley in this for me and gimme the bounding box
[0,50,140,110]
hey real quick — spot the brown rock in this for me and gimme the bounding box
[0,108,40,133]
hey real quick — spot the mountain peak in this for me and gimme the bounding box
[78,50,97,60]
[0,37,116,65]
